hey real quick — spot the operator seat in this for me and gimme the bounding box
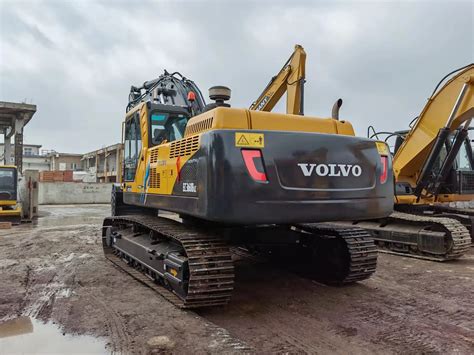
[153,128,168,145]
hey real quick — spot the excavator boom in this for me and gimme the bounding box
[250,45,306,115]
[394,64,474,191]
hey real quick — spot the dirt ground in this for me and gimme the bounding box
[0,205,473,354]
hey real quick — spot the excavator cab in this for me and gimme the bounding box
[0,166,21,224]
[123,103,191,182]
[393,129,474,196]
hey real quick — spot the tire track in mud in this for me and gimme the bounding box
[71,253,252,354]
[347,292,474,353]
[22,269,59,319]
[84,292,133,354]
[223,305,325,354]
[284,266,474,353]
[199,262,381,354]
[205,297,370,355]
[11,227,132,353]
[13,232,95,321]
[203,323,252,352]
[16,265,32,317]
[200,252,474,354]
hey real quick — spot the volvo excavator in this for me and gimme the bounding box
[0,165,21,224]
[102,47,394,308]
[345,64,474,261]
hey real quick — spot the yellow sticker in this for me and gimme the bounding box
[375,141,389,155]
[235,132,264,148]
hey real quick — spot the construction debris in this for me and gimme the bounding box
[39,170,74,183]
[0,222,12,229]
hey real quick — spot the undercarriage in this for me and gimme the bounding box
[397,204,474,244]
[102,212,378,308]
[341,211,471,261]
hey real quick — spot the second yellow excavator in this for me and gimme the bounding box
[351,64,474,260]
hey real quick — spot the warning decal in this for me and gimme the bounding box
[235,132,264,148]
[375,141,389,155]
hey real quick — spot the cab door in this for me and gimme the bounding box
[123,111,142,188]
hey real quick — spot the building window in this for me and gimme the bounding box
[71,163,77,170]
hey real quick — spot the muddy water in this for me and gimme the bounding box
[35,204,110,227]
[0,317,107,354]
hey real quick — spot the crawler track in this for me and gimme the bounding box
[346,212,471,261]
[294,223,378,283]
[103,217,379,309]
[103,215,234,308]
[419,205,474,244]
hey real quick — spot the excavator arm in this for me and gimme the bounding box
[393,64,474,198]
[249,45,306,115]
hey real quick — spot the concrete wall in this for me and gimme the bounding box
[39,182,112,204]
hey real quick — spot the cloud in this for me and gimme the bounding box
[0,0,472,153]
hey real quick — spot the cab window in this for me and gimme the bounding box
[150,112,188,146]
[150,113,168,146]
[456,140,473,171]
[0,168,16,200]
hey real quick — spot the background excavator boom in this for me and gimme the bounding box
[249,45,306,115]
[351,64,474,261]
[393,64,474,195]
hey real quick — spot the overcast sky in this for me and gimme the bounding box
[0,0,473,153]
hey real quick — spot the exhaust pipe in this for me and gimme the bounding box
[332,98,343,120]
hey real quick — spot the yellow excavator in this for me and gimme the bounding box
[102,47,394,308]
[349,64,474,260]
[0,165,22,224]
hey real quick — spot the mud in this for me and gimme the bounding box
[1,205,473,354]
[0,205,248,354]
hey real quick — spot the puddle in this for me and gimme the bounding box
[35,216,105,228]
[33,205,110,228]
[0,316,107,354]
